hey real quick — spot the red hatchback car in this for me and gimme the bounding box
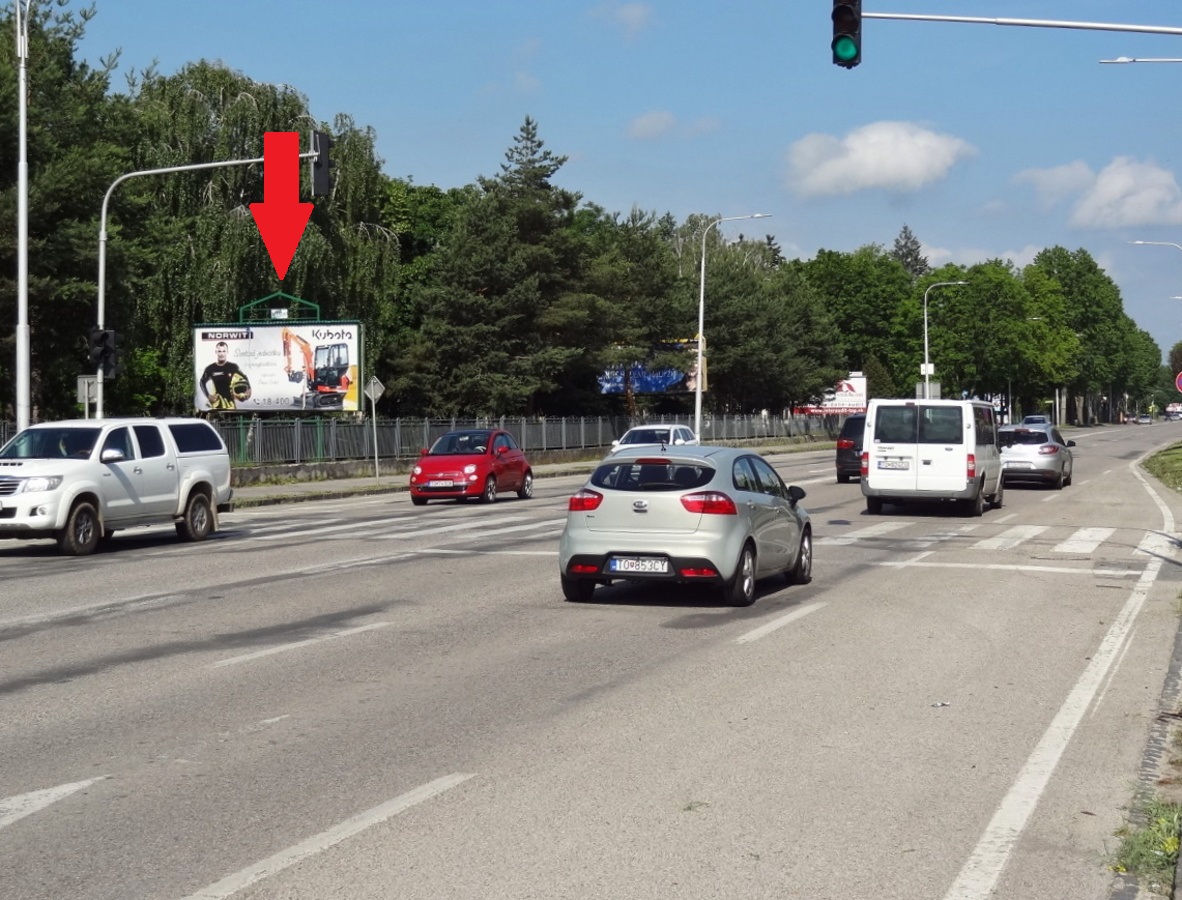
[408,429,534,505]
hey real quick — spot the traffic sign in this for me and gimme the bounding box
[1175,371,1182,392]
[365,375,385,403]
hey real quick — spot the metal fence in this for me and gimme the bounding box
[0,413,845,466]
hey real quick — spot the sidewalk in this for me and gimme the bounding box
[229,458,598,509]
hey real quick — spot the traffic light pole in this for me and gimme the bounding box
[93,148,317,419]
[862,13,1182,37]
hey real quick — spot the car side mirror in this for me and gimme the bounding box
[611,439,620,448]
[496,445,507,455]
[419,447,428,456]
[1066,440,1076,447]
[101,448,125,463]
[673,438,685,445]
[787,484,806,504]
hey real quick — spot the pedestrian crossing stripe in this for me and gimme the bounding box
[818,523,1122,556]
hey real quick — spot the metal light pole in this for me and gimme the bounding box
[14,0,33,430]
[694,212,770,438]
[1129,239,1182,254]
[922,280,968,399]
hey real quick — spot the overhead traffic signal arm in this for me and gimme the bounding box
[832,0,862,68]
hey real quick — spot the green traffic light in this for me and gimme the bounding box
[832,35,859,63]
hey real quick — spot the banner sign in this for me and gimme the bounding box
[598,340,704,395]
[193,323,362,412]
[795,373,867,415]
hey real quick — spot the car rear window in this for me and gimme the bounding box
[874,405,963,444]
[590,460,714,491]
[168,422,226,454]
[1000,429,1048,447]
[621,429,671,445]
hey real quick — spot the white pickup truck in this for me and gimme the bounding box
[0,417,233,555]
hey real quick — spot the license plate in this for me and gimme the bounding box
[1004,462,1032,470]
[877,459,909,470]
[428,480,454,488]
[608,556,669,574]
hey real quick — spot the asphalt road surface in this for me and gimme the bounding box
[3,423,1182,900]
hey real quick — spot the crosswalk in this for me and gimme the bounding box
[817,522,1120,556]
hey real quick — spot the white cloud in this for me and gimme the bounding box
[628,110,677,140]
[591,2,654,41]
[1013,160,1093,208]
[1014,157,1182,228]
[786,121,975,197]
[1070,157,1182,228]
[924,243,1043,269]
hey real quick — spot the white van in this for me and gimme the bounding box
[860,399,1003,516]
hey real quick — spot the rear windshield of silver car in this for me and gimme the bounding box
[1000,429,1050,447]
[590,460,714,491]
[874,405,964,445]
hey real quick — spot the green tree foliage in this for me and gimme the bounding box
[0,2,133,419]
[890,224,929,278]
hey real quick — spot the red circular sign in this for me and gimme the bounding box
[1176,371,1182,392]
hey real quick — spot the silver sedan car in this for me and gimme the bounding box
[999,424,1075,488]
[558,446,812,606]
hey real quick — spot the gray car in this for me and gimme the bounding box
[999,424,1075,488]
[558,445,812,606]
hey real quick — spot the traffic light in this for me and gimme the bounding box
[311,131,335,197]
[86,327,122,378]
[832,0,862,69]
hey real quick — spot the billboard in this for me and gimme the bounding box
[598,340,705,395]
[193,323,362,412]
[794,372,867,415]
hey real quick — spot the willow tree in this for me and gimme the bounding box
[107,61,398,413]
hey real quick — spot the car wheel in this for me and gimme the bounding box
[58,501,100,556]
[517,471,534,499]
[866,496,883,515]
[1064,465,1072,487]
[561,575,596,602]
[991,477,1004,510]
[481,476,497,504]
[837,473,850,484]
[176,491,213,542]
[786,529,813,585]
[963,489,985,517]
[722,544,757,607]
[411,495,427,506]
[1052,469,1064,490]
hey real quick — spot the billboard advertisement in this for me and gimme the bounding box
[598,340,705,395]
[193,323,362,412]
[794,372,867,415]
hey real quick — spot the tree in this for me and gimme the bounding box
[890,224,929,278]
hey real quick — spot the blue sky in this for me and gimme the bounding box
[77,2,1182,364]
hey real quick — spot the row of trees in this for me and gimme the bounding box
[0,4,1174,425]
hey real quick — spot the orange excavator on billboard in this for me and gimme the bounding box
[282,328,356,409]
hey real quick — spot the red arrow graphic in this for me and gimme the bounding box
[250,131,313,281]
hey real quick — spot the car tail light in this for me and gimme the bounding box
[836,438,855,450]
[966,453,977,478]
[568,489,603,512]
[1038,445,1061,455]
[680,491,737,515]
[679,566,718,578]
[860,452,869,478]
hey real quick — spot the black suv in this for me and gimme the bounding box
[834,413,866,483]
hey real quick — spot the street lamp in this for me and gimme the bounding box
[14,0,33,431]
[1129,239,1182,253]
[694,212,770,438]
[922,280,968,400]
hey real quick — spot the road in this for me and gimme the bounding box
[2,423,1181,900]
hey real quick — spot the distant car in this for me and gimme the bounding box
[408,428,533,505]
[999,424,1075,489]
[834,413,866,483]
[609,424,698,454]
[1021,414,1050,425]
[558,445,812,606]
[1138,414,1153,425]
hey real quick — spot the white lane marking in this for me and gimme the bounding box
[969,526,1047,552]
[876,560,1137,577]
[818,520,914,546]
[211,622,391,669]
[378,515,528,539]
[1091,626,1136,721]
[254,518,416,540]
[735,602,826,644]
[178,773,475,900]
[1051,527,1115,555]
[0,776,108,830]
[993,512,1018,524]
[941,460,1174,900]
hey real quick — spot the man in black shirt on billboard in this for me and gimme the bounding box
[200,341,251,410]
